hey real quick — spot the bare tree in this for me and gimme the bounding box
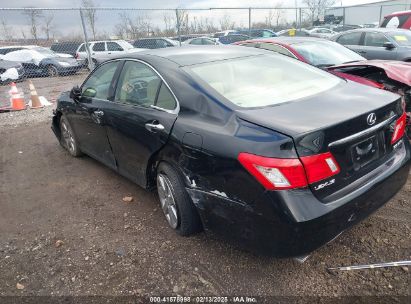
[303,0,336,22]
[219,14,235,31]
[81,0,98,40]
[1,18,12,40]
[163,12,175,36]
[22,8,43,42]
[175,9,189,35]
[42,13,54,41]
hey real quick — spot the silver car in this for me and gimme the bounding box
[331,28,411,61]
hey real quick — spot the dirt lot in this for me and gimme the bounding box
[0,76,410,302]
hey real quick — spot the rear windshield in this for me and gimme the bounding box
[187,54,341,108]
[292,41,365,66]
[381,15,410,28]
[387,31,411,46]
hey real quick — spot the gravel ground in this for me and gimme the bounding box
[0,76,410,302]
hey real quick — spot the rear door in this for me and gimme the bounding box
[91,42,107,59]
[362,32,398,60]
[68,60,121,168]
[103,60,178,186]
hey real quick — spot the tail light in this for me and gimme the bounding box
[391,113,407,145]
[238,152,340,190]
[75,52,79,59]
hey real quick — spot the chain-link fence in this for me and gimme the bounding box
[0,4,410,108]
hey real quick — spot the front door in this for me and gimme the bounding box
[69,60,121,168]
[103,60,178,186]
[362,32,398,60]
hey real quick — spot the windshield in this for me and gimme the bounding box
[34,47,56,56]
[388,31,411,46]
[292,41,365,66]
[187,54,341,108]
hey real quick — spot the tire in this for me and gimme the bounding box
[156,163,202,236]
[47,65,59,77]
[59,115,82,157]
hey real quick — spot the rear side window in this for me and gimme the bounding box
[156,83,177,110]
[82,61,118,100]
[92,42,105,52]
[107,42,123,51]
[364,32,389,47]
[189,38,203,45]
[78,44,85,52]
[337,32,362,45]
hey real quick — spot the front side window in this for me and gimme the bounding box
[337,32,362,45]
[107,42,123,51]
[187,54,341,108]
[92,42,105,52]
[82,61,118,100]
[202,38,216,45]
[115,61,161,107]
[387,31,411,46]
[364,32,389,47]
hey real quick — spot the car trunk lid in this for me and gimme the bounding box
[235,81,404,202]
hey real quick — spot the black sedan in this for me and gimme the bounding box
[51,46,410,257]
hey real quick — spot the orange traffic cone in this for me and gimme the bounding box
[9,82,26,111]
[28,80,43,109]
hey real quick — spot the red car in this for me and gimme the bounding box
[381,10,411,30]
[236,37,411,137]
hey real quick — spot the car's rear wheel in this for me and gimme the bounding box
[60,115,82,157]
[156,163,202,236]
[47,65,59,77]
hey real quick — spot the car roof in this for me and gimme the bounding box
[249,37,329,45]
[0,45,38,49]
[123,45,269,66]
[385,10,411,17]
[339,27,411,34]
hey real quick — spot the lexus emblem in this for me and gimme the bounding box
[367,113,377,126]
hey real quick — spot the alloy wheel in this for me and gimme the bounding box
[48,66,58,77]
[157,173,179,229]
[61,120,76,154]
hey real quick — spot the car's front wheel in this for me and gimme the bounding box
[59,115,82,157]
[156,163,202,236]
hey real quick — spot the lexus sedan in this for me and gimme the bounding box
[51,46,410,257]
[236,37,411,137]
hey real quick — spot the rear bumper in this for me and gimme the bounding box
[187,139,411,257]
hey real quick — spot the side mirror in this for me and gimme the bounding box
[70,85,81,102]
[383,41,395,49]
[82,87,97,98]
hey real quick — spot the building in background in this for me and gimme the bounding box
[326,0,411,26]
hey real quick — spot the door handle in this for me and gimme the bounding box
[91,110,104,125]
[93,110,104,117]
[145,122,165,132]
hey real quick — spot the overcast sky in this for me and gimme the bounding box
[0,0,390,9]
[0,0,394,40]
